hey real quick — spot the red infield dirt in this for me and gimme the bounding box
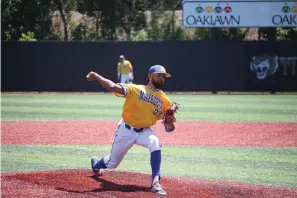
[2,121,297,198]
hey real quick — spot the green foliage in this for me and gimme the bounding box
[183,28,211,40]
[78,0,148,40]
[72,23,99,40]
[147,11,164,40]
[164,24,185,40]
[258,27,280,41]
[46,31,63,40]
[146,10,185,41]
[216,28,247,40]
[3,31,12,41]
[197,28,211,40]
[277,27,297,41]
[2,0,297,41]
[163,10,185,40]
[72,24,88,40]
[131,29,149,41]
[53,0,81,40]
[117,1,147,40]
[1,0,54,40]
[19,31,37,41]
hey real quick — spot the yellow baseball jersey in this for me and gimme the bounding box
[117,60,133,75]
[116,84,172,128]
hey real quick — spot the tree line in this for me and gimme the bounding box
[2,0,297,41]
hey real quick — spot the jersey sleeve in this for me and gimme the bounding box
[114,83,135,98]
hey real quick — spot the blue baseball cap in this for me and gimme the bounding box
[148,65,171,78]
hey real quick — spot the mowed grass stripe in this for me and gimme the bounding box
[3,145,296,163]
[3,103,297,118]
[1,97,123,106]
[169,95,297,106]
[168,94,297,100]
[164,156,297,172]
[2,94,297,106]
[2,107,296,122]
[2,94,297,104]
[3,99,297,112]
[1,145,297,187]
[179,112,297,122]
[1,111,122,121]
[167,163,296,187]
[182,106,297,115]
[1,94,119,101]
[2,102,122,110]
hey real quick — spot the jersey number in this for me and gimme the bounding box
[153,108,163,116]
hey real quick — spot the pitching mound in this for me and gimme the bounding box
[2,169,296,198]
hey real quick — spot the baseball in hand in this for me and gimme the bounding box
[86,71,97,81]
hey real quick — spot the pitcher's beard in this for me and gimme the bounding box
[152,81,164,89]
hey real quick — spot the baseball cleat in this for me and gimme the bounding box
[151,182,167,195]
[91,156,103,176]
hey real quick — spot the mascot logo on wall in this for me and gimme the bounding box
[250,56,279,80]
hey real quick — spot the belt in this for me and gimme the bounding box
[125,123,143,133]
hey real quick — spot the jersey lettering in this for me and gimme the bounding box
[139,90,163,108]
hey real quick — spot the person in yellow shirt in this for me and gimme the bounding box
[86,65,177,195]
[117,55,133,84]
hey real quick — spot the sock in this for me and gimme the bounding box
[94,157,107,169]
[150,150,161,185]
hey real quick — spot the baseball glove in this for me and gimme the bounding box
[162,102,179,125]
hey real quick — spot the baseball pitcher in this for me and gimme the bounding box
[117,55,133,84]
[86,65,179,195]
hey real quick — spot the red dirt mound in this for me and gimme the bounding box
[2,170,296,198]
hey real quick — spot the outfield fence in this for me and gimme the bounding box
[2,40,297,92]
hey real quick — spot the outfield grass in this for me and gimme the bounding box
[2,93,297,122]
[2,145,297,188]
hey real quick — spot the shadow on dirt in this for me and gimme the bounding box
[55,175,150,194]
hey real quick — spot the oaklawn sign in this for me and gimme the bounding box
[182,1,297,27]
